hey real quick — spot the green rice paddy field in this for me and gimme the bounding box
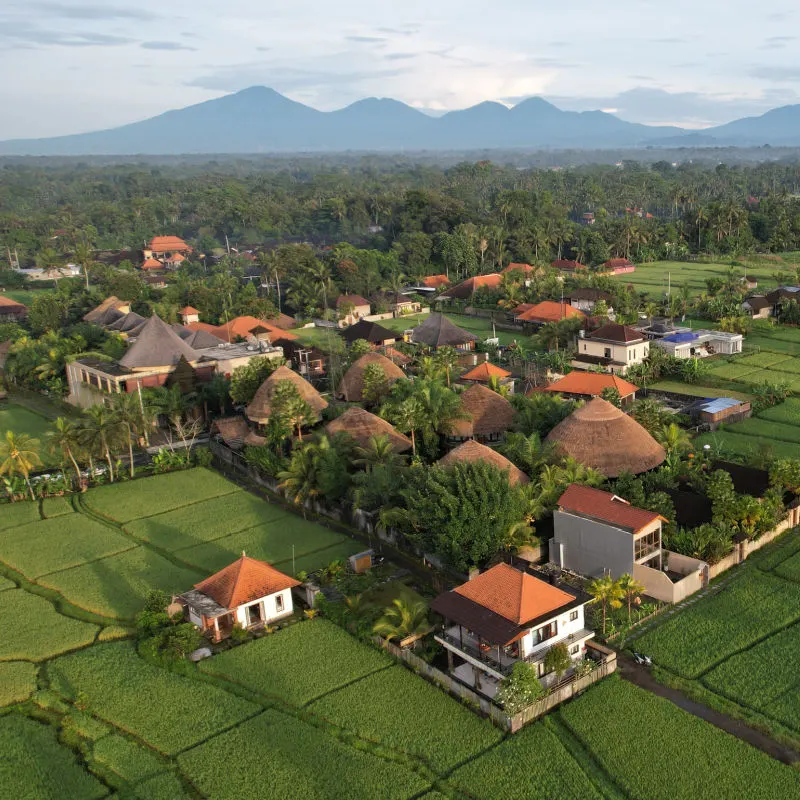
[3,469,800,797]
[0,403,58,464]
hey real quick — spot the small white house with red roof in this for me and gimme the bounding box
[178,306,200,325]
[178,554,300,641]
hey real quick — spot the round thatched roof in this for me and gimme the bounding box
[337,352,405,402]
[325,407,411,452]
[437,440,529,486]
[246,365,328,424]
[449,384,515,438]
[544,397,665,477]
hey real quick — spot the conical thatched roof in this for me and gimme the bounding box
[107,311,146,333]
[545,397,665,477]
[410,313,478,348]
[437,440,529,486]
[337,352,405,402]
[449,384,515,438]
[119,315,200,371]
[246,364,328,424]
[325,407,411,452]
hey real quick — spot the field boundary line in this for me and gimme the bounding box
[302,662,396,708]
[33,543,140,580]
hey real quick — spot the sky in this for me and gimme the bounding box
[2,0,800,139]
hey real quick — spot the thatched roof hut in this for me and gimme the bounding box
[449,384,515,439]
[246,365,328,424]
[545,397,665,477]
[410,313,478,349]
[119,315,200,371]
[325,407,411,452]
[212,417,266,449]
[337,352,405,402]
[437,440,529,486]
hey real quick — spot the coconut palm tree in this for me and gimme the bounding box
[655,422,691,457]
[587,575,624,635]
[276,446,320,511]
[434,346,460,388]
[373,598,432,642]
[72,232,96,291]
[80,405,124,482]
[353,434,404,471]
[110,391,150,478]
[271,381,314,442]
[382,396,426,457]
[0,431,42,501]
[47,417,83,486]
[617,573,646,621]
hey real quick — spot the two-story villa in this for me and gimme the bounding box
[573,322,649,375]
[431,563,593,697]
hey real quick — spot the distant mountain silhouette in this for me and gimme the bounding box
[0,86,797,155]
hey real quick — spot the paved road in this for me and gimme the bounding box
[617,653,800,766]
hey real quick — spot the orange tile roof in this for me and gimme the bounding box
[421,274,450,288]
[165,252,186,263]
[441,274,503,299]
[194,554,300,609]
[141,257,164,271]
[336,294,370,308]
[211,316,297,343]
[185,321,218,334]
[0,296,26,309]
[454,563,576,625]
[148,236,191,254]
[551,259,586,271]
[502,262,535,273]
[545,372,638,398]
[178,306,200,315]
[516,301,585,323]
[557,484,665,532]
[461,362,512,381]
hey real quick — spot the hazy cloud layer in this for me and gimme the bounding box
[1,0,799,138]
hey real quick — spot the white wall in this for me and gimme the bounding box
[579,339,648,366]
[234,588,294,627]
[519,604,587,660]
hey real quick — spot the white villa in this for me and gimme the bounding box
[573,323,649,374]
[179,554,300,642]
[431,563,594,698]
[653,329,743,358]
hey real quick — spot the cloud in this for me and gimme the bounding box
[29,2,155,20]
[385,52,416,61]
[141,41,196,51]
[749,65,800,82]
[345,35,386,44]
[0,23,135,48]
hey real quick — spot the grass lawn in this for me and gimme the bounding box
[199,619,393,705]
[178,709,431,800]
[559,676,800,800]
[0,404,58,464]
[2,288,52,306]
[0,713,108,800]
[48,641,259,755]
[0,590,98,661]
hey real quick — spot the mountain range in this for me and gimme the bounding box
[1,86,799,156]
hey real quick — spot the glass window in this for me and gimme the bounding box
[570,610,579,622]
[275,594,284,612]
[570,644,579,655]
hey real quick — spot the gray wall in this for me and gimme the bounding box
[552,510,633,577]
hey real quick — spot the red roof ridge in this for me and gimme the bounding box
[557,484,665,532]
[194,554,300,609]
[546,372,638,398]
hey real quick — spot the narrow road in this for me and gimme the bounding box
[617,653,800,766]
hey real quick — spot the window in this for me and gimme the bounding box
[569,610,579,622]
[604,347,612,359]
[275,594,284,613]
[533,621,557,645]
[570,644,580,655]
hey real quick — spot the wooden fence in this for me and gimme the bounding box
[375,637,616,734]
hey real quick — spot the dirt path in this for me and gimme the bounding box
[617,653,800,766]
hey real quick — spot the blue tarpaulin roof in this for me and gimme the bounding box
[662,332,698,343]
[700,397,742,413]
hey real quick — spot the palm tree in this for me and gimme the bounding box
[110,391,149,478]
[382,396,426,457]
[81,405,124,482]
[373,598,432,642]
[434,346,460,388]
[146,385,197,447]
[0,432,42,501]
[72,232,96,291]
[655,422,691,457]
[587,575,624,635]
[277,446,319,511]
[617,573,645,621]
[47,417,82,486]
[353,435,404,471]
[415,355,442,381]
[272,381,314,442]
[413,379,469,438]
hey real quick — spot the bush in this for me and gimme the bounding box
[496,662,544,714]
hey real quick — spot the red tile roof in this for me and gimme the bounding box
[557,484,665,533]
[211,316,297,343]
[336,294,370,308]
[502,263,535,274]
[194,554,300,609]
[511,303,536,316]
[589,323,645,344]
[454,563,576,625]
[141,257,164,271]
[516,301,585,323]
[0,296,26,310]
[603,258,635,269]
[178,306,200,316]
[148,236,191,254]
[421,274,450,289]
[545,372,638,398]
[440,274,503,300]
[461,362,512,381]
[551,260,586,272]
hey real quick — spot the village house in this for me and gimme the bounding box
[190,315,298,348]
[766,285,800,313]
[83,297,131,325]
[0,296,28,321]
[502,263,537,286]
[410,313,478,351]
[246,364,328,428]
[439,274,502,301]
[437,440,529,486]
[567,288,614,316]
[383,291,422,315]
[741,295,772,318]
[178,306,200,325]
[514,301,585,329]
[325,406,412,452]
[551,260,587,274]
[545,372,639,405]
[179,554,300,642]
[337,352,405,403]
[143,235,192,262]
[653,329,743,359]
[601,258,635,275]
[339,319,398,348]
[282,340,327,379]
[459,362,514,394]
[336,294,371,325]
[432,563,594,697]
[573,322,649,374]
[447,383,516,446]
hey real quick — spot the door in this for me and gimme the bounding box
[246,603,263,627]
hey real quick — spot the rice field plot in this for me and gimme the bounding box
[757,398,800,424]
[0,575,15,591]
[0,515,133,579]
[0,405,57,464]
[278,539,362,574]
[648,381,753,401]
[766,357,800,376]
[124,491,289,552]
[753,528,800,572]
[178,709,431,800]
[83,468,240,523]
[175,511,355,575]
[40,495,75,518]
[707,362,761,381]
[633,570,800,679]
[747,335,800,355]
[129,772,190,800]
[559,677,800,800]
[91,733,173,784]
[694,431,799,460]
[0,661,37,706]
[733,352,793,368]
[703,623,800,734]
[728,417,800,445]
[773,549,800,583]
[446,720,603,800]
[309,664,503,772]
[0,501,41,531]
[0,590,98,661]
[47,641,258,755]
[40,545,202,620]
[199,619,392,706]
[0,713,108,800]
